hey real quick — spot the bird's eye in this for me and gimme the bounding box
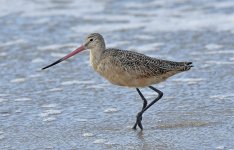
[90,39,93,41]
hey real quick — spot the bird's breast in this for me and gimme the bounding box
[93,61,157,87]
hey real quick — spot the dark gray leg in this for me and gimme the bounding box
[132,86,163,130]
[132,88,148,130]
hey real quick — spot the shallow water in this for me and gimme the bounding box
[0,0,234,149]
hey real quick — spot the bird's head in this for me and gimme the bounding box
[84,33,105,50]
[41,33,105,70]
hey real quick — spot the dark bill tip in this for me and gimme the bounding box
[41,45,85,70]
[41,58,64,70]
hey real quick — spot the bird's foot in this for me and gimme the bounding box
[132,124,137,130]
[132,112,143,130]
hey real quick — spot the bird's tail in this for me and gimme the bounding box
[177,62,193,71]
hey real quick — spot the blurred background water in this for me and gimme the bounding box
[0,0,234,149]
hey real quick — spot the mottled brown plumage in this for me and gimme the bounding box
[42,33,193,130]
[94,48,192,87]
[85,33,192,87]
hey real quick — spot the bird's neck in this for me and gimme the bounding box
[90,46,105,69]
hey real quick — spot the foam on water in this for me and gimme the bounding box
[104,108,119,113]
[43,117,57,122]
[15,109,22,113]
[14,97,31,102]
[0,52,7,56]
[43,109,62,115]
[76,119,88,122]
[216,145,225,150]
[0,39,27,47]
[172,78,205,84]
[39,113,49,117]
[0,98,6,103]
[48,88,63,92]
[93,139,106,144]
[89,84,109,89]
[10,78,26,83]
[31,58,45,63]
[0,94,8,97]
[41,103,57,108]
[40,102,62,122]
[1,112,11,117]
[20,0,104,17]
[28,74,42,78]
[142,9,234,32]
[206,61,234,65]
[2,0,234,37]
[61,80,94,86]
[104,141,117,146]
[83,133,94,137]
[205,44,223,50]
[209,94,234,100]
[40,109,61,122]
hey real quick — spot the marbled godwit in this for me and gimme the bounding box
[42,33,193,130]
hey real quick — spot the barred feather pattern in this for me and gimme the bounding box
[93,48,193,87]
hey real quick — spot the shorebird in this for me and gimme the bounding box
[42,33,193,130]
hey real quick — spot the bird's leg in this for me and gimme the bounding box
[137,88,148,110]
[132,88,148,130]
[143,86,163,113]
[133,86,163,130]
